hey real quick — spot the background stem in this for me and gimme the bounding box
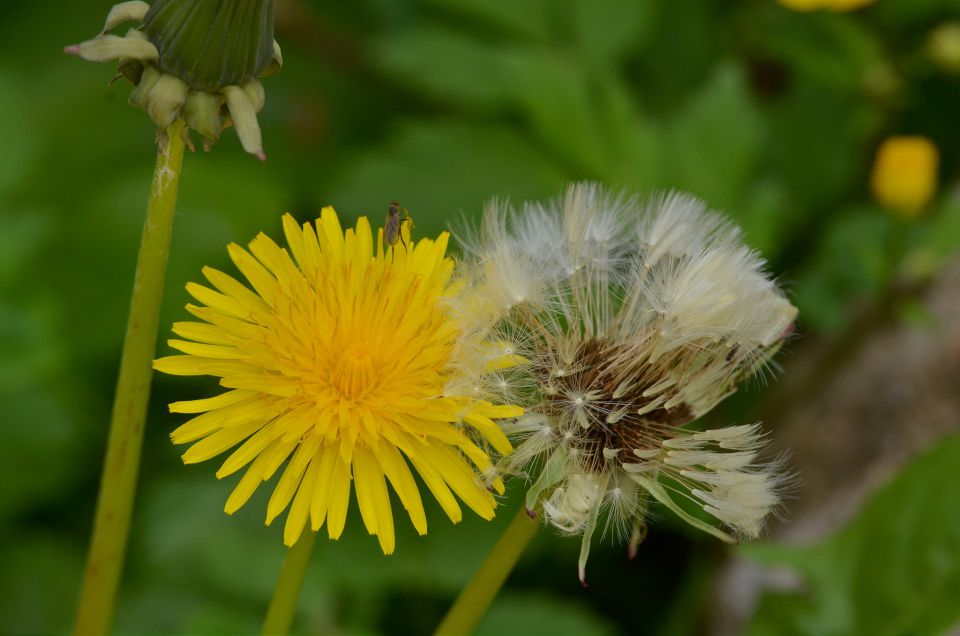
[73,121,187,636]
[434,506,540,636]
[262,531,319,636]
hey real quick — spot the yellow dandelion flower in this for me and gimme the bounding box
[870,136,940,218]
[777,0,873,11]
[154,207,523,554]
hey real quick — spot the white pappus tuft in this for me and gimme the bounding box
[461,182,797,583]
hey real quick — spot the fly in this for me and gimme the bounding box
[384,200,414,250]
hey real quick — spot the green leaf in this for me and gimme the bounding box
[423,0,552,41]
[744,7,883,92]
[0,74,39,198]
[629,0,724,112]
[663,63,762,211]
[372,26,514,109]
[793,207,896,334]
[734,178,792,257]
[902,197,960,281]
[0,214,84,522]
[764,80,882,212]
[569,0,656,65]
[498,49,619,177]
[477,592,615,636]
[0,533,84,636]
[874,0,960,29]
[497,51,662,182]
[370,20,661,184]
[743,433,960,636]
[325,120,568,237]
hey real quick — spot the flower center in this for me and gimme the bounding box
[540,338,694,469]
[333,341,377,399]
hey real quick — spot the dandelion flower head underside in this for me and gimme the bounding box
[155,207,523,554]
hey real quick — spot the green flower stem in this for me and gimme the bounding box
[74,121,187,636]
[262,530,319,635]
[435,506,540,636]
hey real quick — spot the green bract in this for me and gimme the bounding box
[66,0,282,159]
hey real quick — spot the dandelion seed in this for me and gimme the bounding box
[155,207,523,554]
[463,183,796,582]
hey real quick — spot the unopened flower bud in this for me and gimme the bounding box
[65,0,282,159]
[143,0,275,91]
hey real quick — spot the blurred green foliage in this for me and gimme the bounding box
[1,0,959,634]
[744,433,960,636]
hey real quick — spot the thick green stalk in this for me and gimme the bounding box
[74,121,187,636]
[434,507,540,636]
[262,531,319,635]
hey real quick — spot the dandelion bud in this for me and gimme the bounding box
[870,136,940,218]
[465,183,796,582]
[65,0,282,158]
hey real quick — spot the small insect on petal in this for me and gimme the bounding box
[384,200,415,249]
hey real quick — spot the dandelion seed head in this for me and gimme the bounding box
[463,183,796,580]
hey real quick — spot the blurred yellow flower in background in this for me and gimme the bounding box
[777,0,874,11]
[870,136,940,218]
[154,208,522,554]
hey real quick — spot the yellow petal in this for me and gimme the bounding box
[266,436,321,525]
[217,426,274,478]
[421,443,495,521]
[463,412,513,455]
[169,389,254,414]
[202,266,271,314]
[249,233,298,281]
[281,214,309,271]
[219,374,299,397]
[170,396,270,444]
[167,339,241,359]
[316,207,344,261]
[185,282,251,318]
[225,448,275,514]
[171,321,236,345]
[353,446,381,536]
[326,454,352,539]
[310,444,339,531]
[182,420,263,464]
[396,436,462,524]
[226,244,278,305]
[284,458,321,546]
[261,440,298,481]
[373,442,427,536]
